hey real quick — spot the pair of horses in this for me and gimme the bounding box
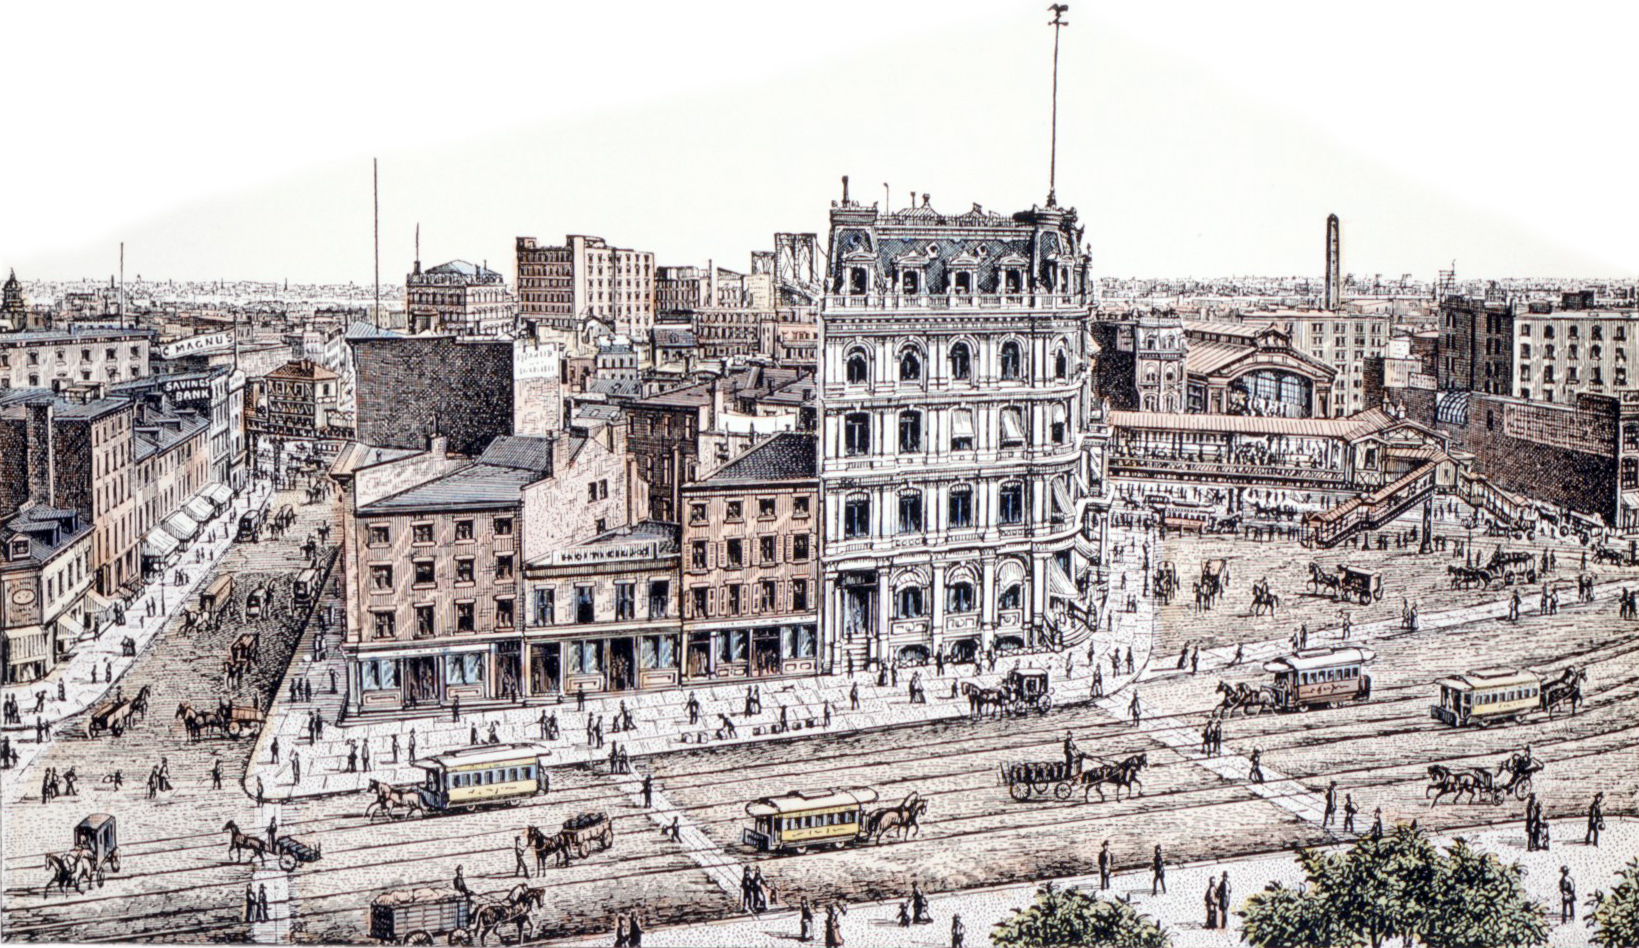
[42,849,99,895]
[1216,680,1279,717]
[176,701,229,740]
[1076,751,1148,803]
[861,792,928,843]
[366,780,426,821]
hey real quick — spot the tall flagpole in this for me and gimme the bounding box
[373,158,381,328]
[1047,4,1069,208]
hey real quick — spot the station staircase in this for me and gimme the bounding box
[1302,460,1442,549]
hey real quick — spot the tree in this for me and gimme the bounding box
[1421,839,1546,948]
[1240,825,1545,948]
[991,883,1170,948]
[1591,857,1639,948]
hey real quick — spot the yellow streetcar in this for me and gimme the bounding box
[1431,668,1542,727]
[743,787,878,854]
[412,744,550,813]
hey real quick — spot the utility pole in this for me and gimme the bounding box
[373,158,381,328]
[1047,4,1070,207]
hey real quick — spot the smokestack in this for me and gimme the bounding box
[841,175,849,205]
[1324,214,1341,312]
[25,399,55,509]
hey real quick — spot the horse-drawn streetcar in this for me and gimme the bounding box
[743,788,878,853]
[413,744,550,814]
[1431,665,1584,727]
[1261,647,1375,711]
[370,888,470,945]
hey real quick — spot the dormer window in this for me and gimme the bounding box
[848,267,868,295]
[901,271,921,295]
[1004,269,1023,294]
[9,538,28,559]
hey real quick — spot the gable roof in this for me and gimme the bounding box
[701,432,816,484]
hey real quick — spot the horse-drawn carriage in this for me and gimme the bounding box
[1001,751,1148,804]
[1337,566,1381,604]
[225,702,266,739]
[231,633,260,666]
[1200,558,1230,602]
[961,669,1053,718]
[244,584,270,621]
[1427,749,1545,806]
[370,888,471,945]
[275,834,323,872]
[87,685,149,738]
[45,814,121,894]
[1152,561,1179,604]
[558,812,614,860]
[1485,550,1537,586]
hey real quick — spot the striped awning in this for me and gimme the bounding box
[184,496,216,522]
[161,511,200,542]
[144,528,182,559]
[204,482,235,507]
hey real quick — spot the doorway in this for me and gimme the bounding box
[752,628,782,676]
[530,643,561,696]
[609,637,637,691]
[405,656,441,706]
[687,632,712,679]
[495,642,521,699]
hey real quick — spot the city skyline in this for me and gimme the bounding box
[5,2,1637,286]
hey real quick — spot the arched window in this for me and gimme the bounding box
[998,482,1024,524]
[950,408,975,451]
[949,342,972,380]
[999,583,1022,611]
[1000,341,1022,380]
[843,494,870,538]
[898,410,922,453]
[897,586,925,619]
[947,484,973,527]
[897,490,923,534]
[844,412,870,456]
[1054,350,1068,380]
[947,581,975,613]
[845,348,869,384]
[899,348,922,381]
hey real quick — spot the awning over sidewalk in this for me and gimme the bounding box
[84,590,117,620]
[183,495,216,522]
[4,625,50,663]
[1048,561,1079,599]
[144,527,182,560]
[161,511,200,542]
[204,482,235,507]
[56,613,85,641]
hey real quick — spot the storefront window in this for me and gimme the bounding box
[572,640,603,675]
[717,630,747,664]
[361,658,398,690]
[444,652,485,685]
[641,635,678,669]
[784,625,817,659]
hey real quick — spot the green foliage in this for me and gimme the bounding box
[1239,825,1545,948]
[992,882,1170,948]
[1592,857,1639,948]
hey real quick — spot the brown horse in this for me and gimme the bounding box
[960,682,1007,719]
[526,825,571,870]
[223,820,270,865]
[471,885,544,945]
[1078,752,1149,803]
[863,792,928,844]
[366,780,425,821]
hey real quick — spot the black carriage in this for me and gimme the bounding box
[1000,757,1082,802]
[1337,566,1382,604]
[275,834,322,872]
[75,814,121,880]
[1004,669,1052,715]
[370,889,470,945]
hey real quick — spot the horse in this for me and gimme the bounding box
[366,780,425,821]
[526,825,571,870]
[1308,562,1341,598]
[1078,751,1148,803]
[223,820,270,865]
[128,685,152,723]
[961,682,1007,719]
[470,885,544,946]
[1425,764,1476,806]
[1542,667,1586,717]
[1250,580,1280,617]
[863,792,928,843]
[1594,547,1624,566]
[43,851,92,895]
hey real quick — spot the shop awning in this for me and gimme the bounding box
[144,527,182,559]
[4,625,50,663]
[56,613,85,641]
[204,482,235,507]
[84,590,116,619]
[1074,533,1101,559]
[184,496,216,522]
[161,511,200,542]
[1048,561,1079,599]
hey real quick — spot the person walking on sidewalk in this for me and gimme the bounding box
[391,734,400,764]
[266,816,278,851]
[210,758,223,791]
[849,682,859,711]
[1098,840,1113,889]
[1128,691,1143,727]
[1560,866,1577,923]
[408,729,417,761]
[686,692,700,725]
[950,913,964,948]
[642,773,653,808]
[258,884,269,922]
[291,751,301,785]
[361,738,371,771]
[1150,844,1166,894]
[513,836,530,878]
[1204,877,1219,929]
[1586,792,1605,846]
[1248,747,1265,784]
[1322,780,1338,828]
[269,737,280,765]
[1217,872,1232,929]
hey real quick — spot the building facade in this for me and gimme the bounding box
[818,190,1105,669]
[516,235,655,346]
[0,327,152,390]
[405,260,517,337]
[255,360,340,439]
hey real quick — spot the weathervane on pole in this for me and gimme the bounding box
[1047,4,1069,208]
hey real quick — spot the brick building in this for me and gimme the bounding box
[516,235,655,347]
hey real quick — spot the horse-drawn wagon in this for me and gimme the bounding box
[558,812,613,860]
[369,888,470,945]
[1001,757,1082,801]
[88,697,134,738]
[244,584,270,620]
[225,702,265,739]
[46,814,121,894]
[1337,565,1381,604]
[275,834,322,872]
[231,633,260,666]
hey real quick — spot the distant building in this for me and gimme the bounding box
[1,269,32,331]
[516,235,655,348]
[253,359,341,439]
[0,327,152,390]
[405,260,517,336]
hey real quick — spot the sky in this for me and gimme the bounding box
[4,1,1636,285]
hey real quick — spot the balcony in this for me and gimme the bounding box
[824,293,1088,313]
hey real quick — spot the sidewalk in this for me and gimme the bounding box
[1,480,273,799]
[241,517,1161,802]
[543,818,1638,947]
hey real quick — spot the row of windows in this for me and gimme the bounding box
[1520,343,1626,362]
[841,405,1069,456]
[777,811,855,831]
[1297,666,1360,685]
[0,344,142,368]
[844,341,1068,385]
[840,483,1032,539]
[530,582,673,626]
[371,599,516,638]
[370,554,514,591]
[448,765,536,788]
[689,535,811,569]
[893,581,1023,619]
[1519,323,1627,341]
[367,516,514,546]
[1523,365,1627,386]
[1470,687,1538,706]
[687,579,810,618]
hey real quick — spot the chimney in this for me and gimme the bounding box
[708,376,724,431]
[428,434,448,459]
[841,175,849,205]
[25,400,55,509]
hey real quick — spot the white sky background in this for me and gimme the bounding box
[4,0,1636,284]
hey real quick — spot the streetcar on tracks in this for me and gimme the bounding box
[1261,646,1375,711]
[742,787,878,854]
[292,568,319,608]
[199,575,234,621]
[412,744,550,814]
[236,509,265,542]
[1431,668,1540,727]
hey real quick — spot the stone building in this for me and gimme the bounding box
[0,327,152,389]
[405,260,517,337]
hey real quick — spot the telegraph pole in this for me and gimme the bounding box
[373,158,381,328]
[1047,4,1069,207]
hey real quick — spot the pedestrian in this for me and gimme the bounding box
[1150,844,1166,894]
[1232,643,1244,666]
[1587,792,1606,846]
[849,682,860,711]
[1371,807,1383,840]
[1510,589,1521,621]
[824,701,832,727]
[897,902,911,928]
[1560,866,1577,923]
[1218,872,1232,929]
[245,884,258,923]
[1125,648,1134,674]
[629,914,644,948]
[824,903,843,948]
[514,835,530,878]
[256,776,265,806]
[452,695,461,722]
[391,734,400,764]
[686,692,700,725]
[576,685,586,712]
[361,738,371,770]
[1128,691,1142,727]
[539,709,550,740]
[912,880,930,924]
[1098,840,1113,889]
[1091,666,1104,699]
[408,729,417,761]
[642,773,653,808]
[1190,647,1199,675]
[346,742,358,773]
[1343,794,1357,834]
[270,737,280,764]
[951,913,964,948]
[258,883,269,922]
[487,722,498,745]
[1205,877,1219,929]
[1322,780,1337,828]
[799,898,814,942]
[454,865,472,903]
[470,723,479,745]
[595,716,606,748]
[292,751,301,785]
[211,758,223,791]
[1248,747,1264,784]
